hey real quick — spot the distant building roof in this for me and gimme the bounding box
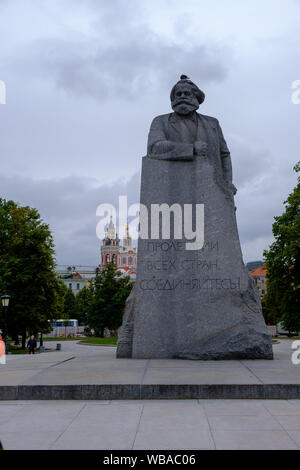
[56,265,99,273]
[250,266,267,277]
[246,261,264,271]
[56,265,100,280]
[58,272,83,280]
[70,273,83,280]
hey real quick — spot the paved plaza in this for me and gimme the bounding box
[0,340,299,388]
[0,340,300,449]
[1,399,300,450]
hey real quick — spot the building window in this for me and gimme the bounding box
[77,283,80,290]
[69,283,72,289]
[262,290,265,295]
[106,254,110,264]
[129,256,133,265]
[123,257,126,265]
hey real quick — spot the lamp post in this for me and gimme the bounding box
[1,294,11,354]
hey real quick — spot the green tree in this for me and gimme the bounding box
[0,199,60,348]
[55,279,68,318]
[261,294,281,325]
[87,264,133,337]
[76,286,92,325]
[264,162,300,334]
[63,288,79,320]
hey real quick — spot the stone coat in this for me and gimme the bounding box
[116,111,273,360]
[147,112,230,162]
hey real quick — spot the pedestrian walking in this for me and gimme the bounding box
[0,335,5,364]
[27,335,37,355]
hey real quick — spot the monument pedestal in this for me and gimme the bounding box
[117,156,273,360]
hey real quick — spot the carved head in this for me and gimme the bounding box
[170,75,205,115]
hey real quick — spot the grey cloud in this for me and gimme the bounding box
[229,138,273,188]
[0,160,295,266]
[28,38,230,101]
[0,173,140,265]
[235,164,296,259]
[13,0,231,100]
[1,0,299,265]
[221,135,296,260]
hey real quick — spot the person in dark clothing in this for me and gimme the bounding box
[27,335,37,355]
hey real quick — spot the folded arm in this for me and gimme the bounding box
[147,117,194,161]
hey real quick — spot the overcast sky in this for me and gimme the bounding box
[0,0,299,266]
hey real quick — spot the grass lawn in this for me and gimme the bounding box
[7,344,29,355]
[42,337,82,341]
[7,342,52,355]
[279,337,300,340]
[7,343,47,355]
[79,337,118,346]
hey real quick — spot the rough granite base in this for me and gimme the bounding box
[117,156,273,360]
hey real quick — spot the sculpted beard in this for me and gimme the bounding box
[172,95,199,115]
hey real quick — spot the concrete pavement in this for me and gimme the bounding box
[0,399,300,450]
[1,340,299,386]
[0,340,300,399]
[1,340,300,450]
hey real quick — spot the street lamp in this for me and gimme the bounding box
[1,294,11,354]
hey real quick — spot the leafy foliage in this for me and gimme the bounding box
[87,263,133,336]
[63,288,79,320]
[261,293,281,325]
[264,163,300,333]
[0,199,60,344]
[76,286,93,325]
[55,280,68,318]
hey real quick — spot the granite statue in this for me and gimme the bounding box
[117,75,273,360]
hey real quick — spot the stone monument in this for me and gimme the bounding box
[117,75,273,360]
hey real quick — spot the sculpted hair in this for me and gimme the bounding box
[170,75,205,105]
